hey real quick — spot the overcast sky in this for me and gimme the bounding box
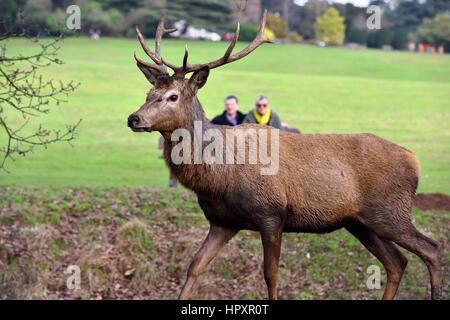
[293,0,371,7]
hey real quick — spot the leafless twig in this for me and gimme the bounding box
[0,25,80,171]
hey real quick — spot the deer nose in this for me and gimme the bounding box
[128,114,140,128]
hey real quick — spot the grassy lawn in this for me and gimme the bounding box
[0,37,449,193]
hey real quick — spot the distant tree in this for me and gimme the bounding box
[0,0,27,32]
[266,12,288,39]
[315,7,345,45]
[0,28,80,170]
[78,1,126,36]
[102,0,148,13]
[232,23,258,42]
[264,27,276,42]
[167,0,233,33]
[286,31,303,43]
[367,29,394,48]
[23,0,70,35]
[289,0,326,40]
[288,2,316,40]
[332,3,367,41]
[417,12,450,49]
[305,0,328,20]
[384,0,450,31]
[125,7,161,38]
[347,28,368,45]
[391,29,409,50]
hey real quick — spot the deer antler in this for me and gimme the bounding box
[135,16,177,73]
[135,10,272,79]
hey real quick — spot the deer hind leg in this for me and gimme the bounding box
[178,224,238,300]
[346,221,408,300]
[375,225,442,300]
[260,227,283,300]
[358,203,442,300]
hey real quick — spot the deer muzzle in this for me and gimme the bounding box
[127,114,152,132]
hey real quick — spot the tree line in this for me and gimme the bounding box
[0,0,449,50]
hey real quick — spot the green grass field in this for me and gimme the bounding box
[0,37,449,193]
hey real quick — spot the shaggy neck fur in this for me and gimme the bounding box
[161,96,228,194]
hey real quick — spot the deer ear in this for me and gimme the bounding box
[136,62,162,85]
[188,66,210,93]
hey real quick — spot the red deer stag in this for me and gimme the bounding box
[128,12,442,300]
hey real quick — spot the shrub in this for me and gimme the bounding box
[347,29,368,45]
[236,23,258,42]
[287,32,304,43]
[266,12,288,39]
[367,30,394,48]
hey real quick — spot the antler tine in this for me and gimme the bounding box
[155,16,177,58]
[183,45,189,70]
[209,9,272,68]
[135,16,177,74]
[134,52,167,73]
[223,22,240,61]
[135,26,162,65]
[136,11,271,79]
[176,10,271,77]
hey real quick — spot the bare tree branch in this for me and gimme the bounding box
[0,27,80,170]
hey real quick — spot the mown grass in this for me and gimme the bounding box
[0,187,448,300]
[0,38,449,193]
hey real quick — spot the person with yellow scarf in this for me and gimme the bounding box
[242,95,283,129]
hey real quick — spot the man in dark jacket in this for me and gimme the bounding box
[211,95,246,126]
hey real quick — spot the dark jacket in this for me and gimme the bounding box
[242,110,283,129]
[211,111,246,126]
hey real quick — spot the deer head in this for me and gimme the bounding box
[127,12,272,134]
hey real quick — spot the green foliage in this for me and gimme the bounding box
[384,0,450,30]
[22,0,65,35]
[167,0,233,33]
[347,29,368,45]
[367,30,394,49]
[315,7,346,46]
[125,8,161,38]
[417,12,450,47]
[234,23,258,42]
[264,28,276,42]
[0,0,448,53]
[287,32,304,44]
[391,29,409,50]
[288,2,317,40]
[0,0,27,25]
[79,1,125,35]
[266,12,288,39]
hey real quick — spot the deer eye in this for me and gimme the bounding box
[169,95,178,102]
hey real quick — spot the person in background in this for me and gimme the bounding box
[242,95,282,129]
[211,95,246,126]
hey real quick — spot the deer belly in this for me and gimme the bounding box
[283,191,359,233]
[284,207,353,233]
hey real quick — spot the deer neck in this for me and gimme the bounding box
[161,97,223,193]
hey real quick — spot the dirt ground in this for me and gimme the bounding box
[414,193,450,212]
[0,188,448,300]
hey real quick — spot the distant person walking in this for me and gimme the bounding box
[211,95,246,126]
[242,95,282,129]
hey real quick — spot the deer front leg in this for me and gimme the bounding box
[260,226,283,300]
[178,224,238,300]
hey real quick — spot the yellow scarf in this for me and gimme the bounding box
[253,108,271,125]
